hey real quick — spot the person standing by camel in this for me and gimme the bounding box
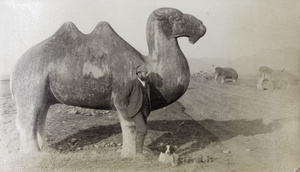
[119,65,151,158]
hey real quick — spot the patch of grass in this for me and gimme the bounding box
[3,77,298,171]
[1,99,218,171]
[1,148,207,172]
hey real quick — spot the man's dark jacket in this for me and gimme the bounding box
[119,78,151,118]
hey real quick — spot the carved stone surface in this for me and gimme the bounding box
[10,7,206,156]
[256,66,297,90]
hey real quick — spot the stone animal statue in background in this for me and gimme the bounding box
[10,7,206,157]
[256,66,298,90]
[214,67,238,83]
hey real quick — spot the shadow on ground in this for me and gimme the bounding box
[197,117,295,141]
[50,117,290,155]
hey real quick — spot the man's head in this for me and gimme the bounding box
[136,65,148,81]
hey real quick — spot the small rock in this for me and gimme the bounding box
[91,111,97,116]
[194,158,202,163]
[117,143,122,146]
[71,138,77,143]
[109,142,116,147]
[165,131,173,137]
[183,157,194,163]
[46,138,52,141]
[85,113,92,116]
[68,109,79,114]
[222,150,230,154]
[245,148,251,152]
[179,122,185,126]
[158,143,164,146]
[56,110,62,113]
[100,142,106,147]
[62,120,67,124]
[202,156,208,162]
[93,144,99,148]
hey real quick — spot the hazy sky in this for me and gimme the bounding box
[0,0,299,75]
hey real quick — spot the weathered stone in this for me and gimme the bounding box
[222,150,230,154]
[10,8,206,156]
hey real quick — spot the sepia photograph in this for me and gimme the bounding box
[0,0,299,171]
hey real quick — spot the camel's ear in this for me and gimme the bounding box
[153,10,166,21]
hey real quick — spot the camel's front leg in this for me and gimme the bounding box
[117,109,136,158]
[220,77,225,84]
[215,74,219,83]
[257,75,264,90]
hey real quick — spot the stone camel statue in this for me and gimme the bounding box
[256,66,298,90]
[10,7,206,157]
[214,67,238,83]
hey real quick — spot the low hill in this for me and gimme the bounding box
[188,48,300,76]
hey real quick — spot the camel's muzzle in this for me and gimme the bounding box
[185,14,206,44]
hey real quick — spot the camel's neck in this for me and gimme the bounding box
[146,18,181,60]
[145,19,190,107]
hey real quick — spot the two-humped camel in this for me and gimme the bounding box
[10,8,206,157]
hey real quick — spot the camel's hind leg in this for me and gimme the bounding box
[220,77,225,83]
[36,103,51,150]
[13,80,52,153]
[15,99,51,153]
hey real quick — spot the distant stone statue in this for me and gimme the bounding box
[256,66,298,90]
[214,67,238,83]
[10,7,206,157]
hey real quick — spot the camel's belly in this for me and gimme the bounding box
[49,72,113,109]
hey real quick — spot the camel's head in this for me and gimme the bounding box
[215,67,222,74]
[152,8,206,44]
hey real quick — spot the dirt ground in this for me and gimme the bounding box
[0,76,299,172]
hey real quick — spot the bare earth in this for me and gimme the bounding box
[0,76,299,172]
